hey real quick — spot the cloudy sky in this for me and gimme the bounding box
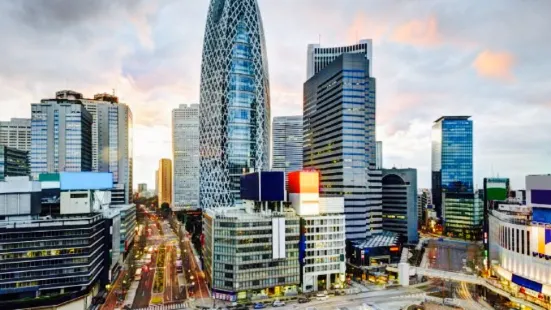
[1,0,550,189]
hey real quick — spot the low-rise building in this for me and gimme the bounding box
[203,205,300,302]
[489,175,551,309]
[288,171,346,292]
[0,176,109,309]
[204,171,300,302]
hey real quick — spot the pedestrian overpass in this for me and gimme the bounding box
[386,264,546,310]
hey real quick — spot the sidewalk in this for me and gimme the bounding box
[124,281,140,307]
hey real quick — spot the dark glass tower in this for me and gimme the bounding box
[303,53,378,241]
[432,116,478,238]
[199,0,271,209]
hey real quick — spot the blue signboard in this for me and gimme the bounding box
[240,171,284,201]
[60,172,113,190]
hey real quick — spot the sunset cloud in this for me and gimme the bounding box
[0,0,549,189]
[391,16,440,47]
[473,50,516,82]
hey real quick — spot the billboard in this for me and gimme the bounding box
[288,171,319,194]
[240,171,284,201]
[59,172,113,191]
[531,226,551,257]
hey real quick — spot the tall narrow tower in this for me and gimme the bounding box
[199,0,271,209]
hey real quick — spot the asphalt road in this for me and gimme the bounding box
[132,223,162,308]
[182,233,210,300]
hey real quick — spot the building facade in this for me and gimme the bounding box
[157,158,172,207]
[172,104,200,210]
[203,206,300,301]
[272,116,303,176]
[199,0,271,209]
[303,53,379,241]
[432,116,475,237]
[288,171,346,292]
[488,175,551,309]
[0,146,29,181]
[0,214,107,308]
[381,168,418,243]
[30,99,93,178]
[307,40,373,78]
[0,118,31,151]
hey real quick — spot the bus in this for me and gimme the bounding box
[134,268,142,281]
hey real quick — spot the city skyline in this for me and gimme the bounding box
[1,1,550,189]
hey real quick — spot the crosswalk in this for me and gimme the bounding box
[389,292,426,299]
[133,302,190,310]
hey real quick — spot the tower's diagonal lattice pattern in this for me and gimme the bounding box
[199,0,270,209]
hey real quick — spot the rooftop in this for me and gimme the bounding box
[204,204,297,221]
[434,116,471,123]
[354,231,399,249]
[0,213,103,229]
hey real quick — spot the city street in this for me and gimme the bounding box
[132,221,161,309]
[181,230,210,301]
[101,270,126,310]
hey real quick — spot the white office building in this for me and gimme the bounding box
[0,118,31,151]
[288,171,346,292]
[172,104,199,210]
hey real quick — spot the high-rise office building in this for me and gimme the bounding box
[0,146,29,181]
[54,90,134,204]
[381,168,418,243]
[30,99,92,178]
[431,116,473,214]
[375,141,382,169]
[0,118,31,151]
[157,158,172,207]
[199,0,271,209]
[432,116,476,237]
[304,53,379,241]
[172,104,199,210]
[307,39,373,78]
[272,116,303,175]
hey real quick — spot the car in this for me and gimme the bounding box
[253,303,266,309]
[315,294,328,301]
[272,300,285,307]
[298,297,311,304]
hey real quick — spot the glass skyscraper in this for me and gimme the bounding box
[272,116,303,175]
[199,0,270,209]
[30,100,92,178]
[304,53,379,241]
[432,116,477,238]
